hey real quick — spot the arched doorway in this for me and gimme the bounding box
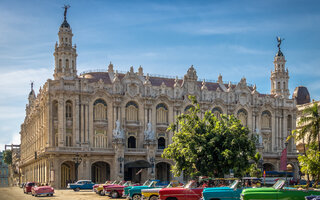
[124,160,152,183]
[61,161,75,188]
[91,161,110,184]
[263,163,275,171]
[156,162,171,182]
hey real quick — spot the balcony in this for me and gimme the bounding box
[156,122,169,129]
[125,120,140,127]
[125,148,147,156]
[93,119,108,127]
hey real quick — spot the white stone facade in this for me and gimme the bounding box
[19,12,299,188]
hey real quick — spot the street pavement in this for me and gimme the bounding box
[0,186,126,200]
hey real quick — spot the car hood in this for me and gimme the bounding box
[160,187,187,193]
[203,187,231,192]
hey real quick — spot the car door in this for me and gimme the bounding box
[184,187,203,200]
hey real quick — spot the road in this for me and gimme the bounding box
[0,187,126,200]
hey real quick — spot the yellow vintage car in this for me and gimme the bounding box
[95,180,119,196]
[141,180,181,200]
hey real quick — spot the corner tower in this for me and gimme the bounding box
[270,37,289,98]
[53,5,77,80]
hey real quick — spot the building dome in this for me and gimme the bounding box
[60,20,70,28]
[293,86,310,105]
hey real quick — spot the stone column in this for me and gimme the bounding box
[113,142,125,180]
[75,98,80,146]
[271,112,276,151]
[58,97,64,147]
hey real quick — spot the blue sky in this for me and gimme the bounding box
[0,0,320,150]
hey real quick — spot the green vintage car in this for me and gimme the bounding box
[241,180,320,200]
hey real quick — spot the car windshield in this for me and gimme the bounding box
[184,181,196,189]
[148,181,157,187]
[229,180,239,189]
[273,180,285,189]
[143,180,151,186]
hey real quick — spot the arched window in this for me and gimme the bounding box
[261,111,271,129]
[72,60,74,69]
[283,82,286,90]
[184,105,194,113]
[126,101,138,122]
[94,99,107,121]
[237,109,248,126]
[277,82,281,90]
[94,129,107,148]
[212,107,223,120]
[58,59,62,70]
[66,100,72,119]
[128,136,136,148]
[66,59,69,69]
[156,103,168,124]
[52,100,58,120]
[287,115,292,131]
[158,137,166,149]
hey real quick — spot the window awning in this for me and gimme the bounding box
[124,160,152,168]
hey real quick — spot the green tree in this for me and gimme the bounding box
[289,102,320,185]
[3,150,12,165]
[162,96,256,178]
[298,144,320,187]
[246,152,262,178]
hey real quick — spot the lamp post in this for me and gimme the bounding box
[72,154,82,182]
[149,157,155,174]
[118,156,124,174]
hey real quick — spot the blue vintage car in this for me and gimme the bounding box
[67,180,95,191]
[202,179,258,200]
[128,180,164,200]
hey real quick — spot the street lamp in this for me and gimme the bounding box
[118,156,124,174]
[149,157,155,174]
[72,154,82,182]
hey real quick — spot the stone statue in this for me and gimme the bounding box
[63,5,70,20]
[113,120,124,139]
[277,36,284,50]
[144,122,155,141]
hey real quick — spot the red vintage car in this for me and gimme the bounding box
[24,182,36,194]
[31,185,54,197]
[159,180,204,200]
[103,181,130,198]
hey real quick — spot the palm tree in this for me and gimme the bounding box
[296,102,320,151]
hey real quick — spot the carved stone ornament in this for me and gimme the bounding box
[128,84,138,97]
[112,120,125,143]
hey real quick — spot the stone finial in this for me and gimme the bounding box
[174,76,180,87]
[144,73,151,85]
[185,65,197,80]
[113,70,120,82]
[253,84,257,91]
[130,66,134,73]
[218,73,223,83]
[108,62,114,73]
[138,65,143,76]
[201,79,207,90]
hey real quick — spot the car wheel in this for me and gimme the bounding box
[150,195,158,200]
[75,187,80,192]
[132,194,141,200]
[111,191,119,198]
[99,190,105,196]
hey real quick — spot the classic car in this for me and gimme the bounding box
[93,180,112,193]
[24,182,36,193]
[128,180,164,200]
[67,180,95,191]
[124,180,152,197]
[31,185,54,197]
[141,180,182,200]
[201,178,260,200]
[159,180,204,200]
[241,179,320,200]
[104,181,132,198]
[95,180,119,195]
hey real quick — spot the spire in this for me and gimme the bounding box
[271,37,289,98]
[53,5,77,80]
[28,81,36,104]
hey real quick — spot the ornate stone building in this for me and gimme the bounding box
[19,9,299,188]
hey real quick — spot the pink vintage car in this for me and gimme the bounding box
[31,185,54,197]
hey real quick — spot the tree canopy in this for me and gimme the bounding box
[162,96,257,178]
[3,150,12,165]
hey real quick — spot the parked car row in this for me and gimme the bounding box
[22,181,54,197]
